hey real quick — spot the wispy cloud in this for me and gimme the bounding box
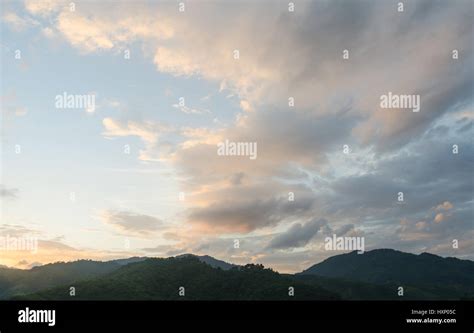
[99,210,164,238]
[0,185,19,199]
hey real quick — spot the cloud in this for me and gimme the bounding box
[102,117,174,161]
[188,194,315,234]
[239,100,253,113]
[102,117,168,143]
[0,185,18,199]
[100,210,163,237]
[434,213,444,224]
[267,218,327,250]
[171,108,358,194]
[333,224,357,237]
[436,201,454,211]
[149,1,472,153]
[394,202,472,252]
[95,106,473,245]
[0,237,136,269]
[7,0,473,266]
[17,0,473,153]
[0,223,136,268]
[16,260,43,269]
[0,224,40,237]
[24,0,65,16]
[2,12,39,31]
[43,2,175,53]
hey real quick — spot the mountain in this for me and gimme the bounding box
[0,260,121,299]
[8,257,388,300]
[175,254,237,270]
[110,254,236,270]
[299,249,474,299]
[0,254,236,300]
[4,249,474,300]
[15,256,339,300]
[109,257,148,266]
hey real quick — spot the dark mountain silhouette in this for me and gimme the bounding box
[0,254,235,299]
[0,260,120,299]
[4,249,474,300]
[299,249,474,299]
[109,257,148,266]
[14,256,338,300]
[93,254,236,269]
[175,254,237,270]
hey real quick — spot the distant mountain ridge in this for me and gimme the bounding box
[175,254,237,270]
[0,254,235,299]
[299,249,474,299]
[15,256,338,300]
[300,249,474,284]
[0,260,120,299]
[2,249,473,300]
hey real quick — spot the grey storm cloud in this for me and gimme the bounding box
[231,108,360,166]
[173,0,473,239]
[188,194,316,233]
[316,129,473,220]
[267,218,328,250]
[289,0,473,152]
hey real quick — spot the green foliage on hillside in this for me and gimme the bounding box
[6,249,474,300]
[300,249,474,299]
[15,257,339,300]
[0,260,120,299]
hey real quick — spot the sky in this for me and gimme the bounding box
[0,0,473,273]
